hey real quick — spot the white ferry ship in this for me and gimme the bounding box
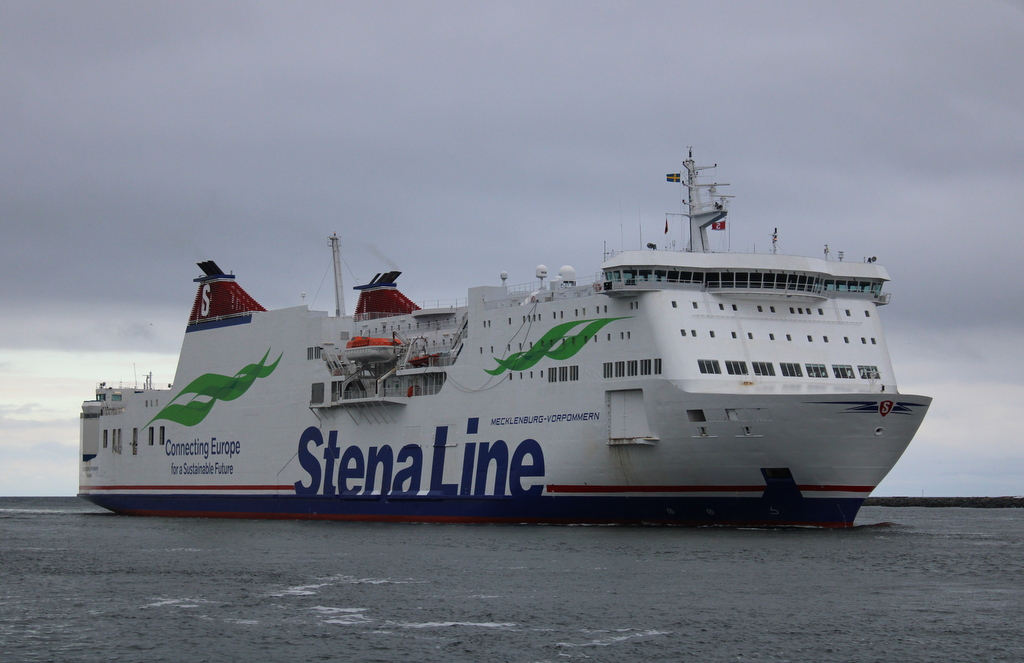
[79,154,930,526]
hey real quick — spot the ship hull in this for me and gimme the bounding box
[79,248,931,528]
[80,492,866,527]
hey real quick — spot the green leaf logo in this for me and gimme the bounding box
[486,317,630,375]
[146,349,282,428]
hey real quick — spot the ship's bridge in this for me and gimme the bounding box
[599,250,891,303]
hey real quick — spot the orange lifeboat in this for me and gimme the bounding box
[343,336,402,364]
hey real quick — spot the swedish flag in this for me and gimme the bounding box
[666,173,681,182]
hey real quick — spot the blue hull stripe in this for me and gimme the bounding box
[79,493,865,527]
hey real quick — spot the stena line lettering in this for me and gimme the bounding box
[294,425,545,498]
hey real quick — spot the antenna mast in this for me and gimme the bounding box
[329,233,346,317]
[683,147,732,253]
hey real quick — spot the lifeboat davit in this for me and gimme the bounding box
[343,336,402,364]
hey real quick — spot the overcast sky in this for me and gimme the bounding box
[2,1,1022,496]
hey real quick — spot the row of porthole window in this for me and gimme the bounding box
[602,358,663,378]
[697,359,880,380]
[102,426,165,452]
[681,329,877,345]
[671,300,870,318]
[512,305,612,326]
[502,366,579,381]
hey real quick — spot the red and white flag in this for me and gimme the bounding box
[711,221,726,231]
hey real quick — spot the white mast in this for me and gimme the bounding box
[684,148,732,253]
[329,233,346,317]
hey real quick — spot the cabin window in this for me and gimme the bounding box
[725,361,748,376]
[148,427,154,446]
[769,333,775,340]
[858,365,880,379]
[640,359,652,375]
[627,360,638,376]
[672,301,677,308]
[159,426,165,445]
[719,303,725,311]
[844,337,850,343]
[731,332,737,339]
[823,336,829,343]
[770,306,776,313]
[752,362,775,377]
[103,430,108,448]
[871,338,877,344]
[615,361,625,377]
[805,364,828,378]
[780,362,802,377]
[757,305,763,312]
[832,364,856,379]
[112,394,122,402]
[692,302,698,309]
[786,334,792,341]
[698,359,721,374]
[570,366,579,381]
[865,310,871,317]
[680,329,687,336]
[654,358,662,374]
[747,332,753,339]
[732,304,738,311]
[691,330,697,337]
[311,383,325,404]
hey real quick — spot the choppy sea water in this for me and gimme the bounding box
[2,498,1022,662]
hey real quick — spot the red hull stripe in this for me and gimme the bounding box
[544,484,874,494]
[82,483,874,494]
[82,484,293,491]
